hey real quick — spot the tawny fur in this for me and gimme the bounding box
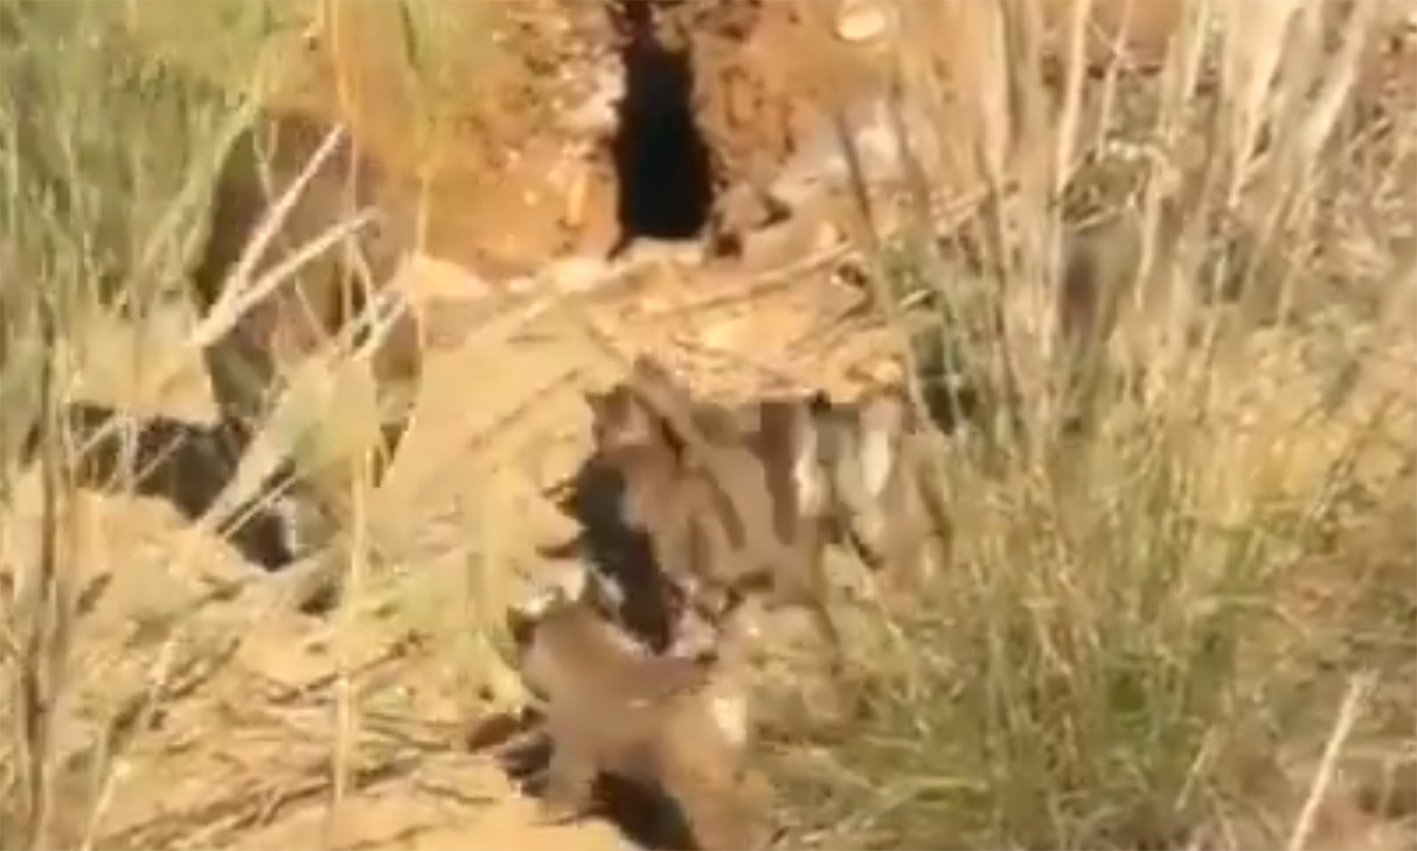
[586,356,841,653]
[506,583,776,851]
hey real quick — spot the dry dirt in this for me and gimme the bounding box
[6,1,1416,848]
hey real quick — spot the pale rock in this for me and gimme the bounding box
[547,256,614,293]
[398,253,496,300]
[835,0,897,43]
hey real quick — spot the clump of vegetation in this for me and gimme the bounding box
[783,2,1416,849]
[0,1,492,846]
[0,1,279,843]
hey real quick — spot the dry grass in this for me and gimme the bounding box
[777,1,1416,849]
[0,2,528,848]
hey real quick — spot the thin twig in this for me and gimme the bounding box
[1285,671,1376,851]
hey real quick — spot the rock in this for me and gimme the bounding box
[835,0,897,44]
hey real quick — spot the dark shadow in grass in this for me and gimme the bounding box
[42,401,300,571]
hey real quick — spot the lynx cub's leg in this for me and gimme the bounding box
[537,730,600,825]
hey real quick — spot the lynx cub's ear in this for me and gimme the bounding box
[549,560,593,603]
[626,354,707,427]
[545,560,630,614]
[507,586,562,649]
[509,561,589,637]
[512,580,566,634]
[505,563,634,663]
[628,353,679,388]
[587,384,662,452]
[582,388,612,418]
